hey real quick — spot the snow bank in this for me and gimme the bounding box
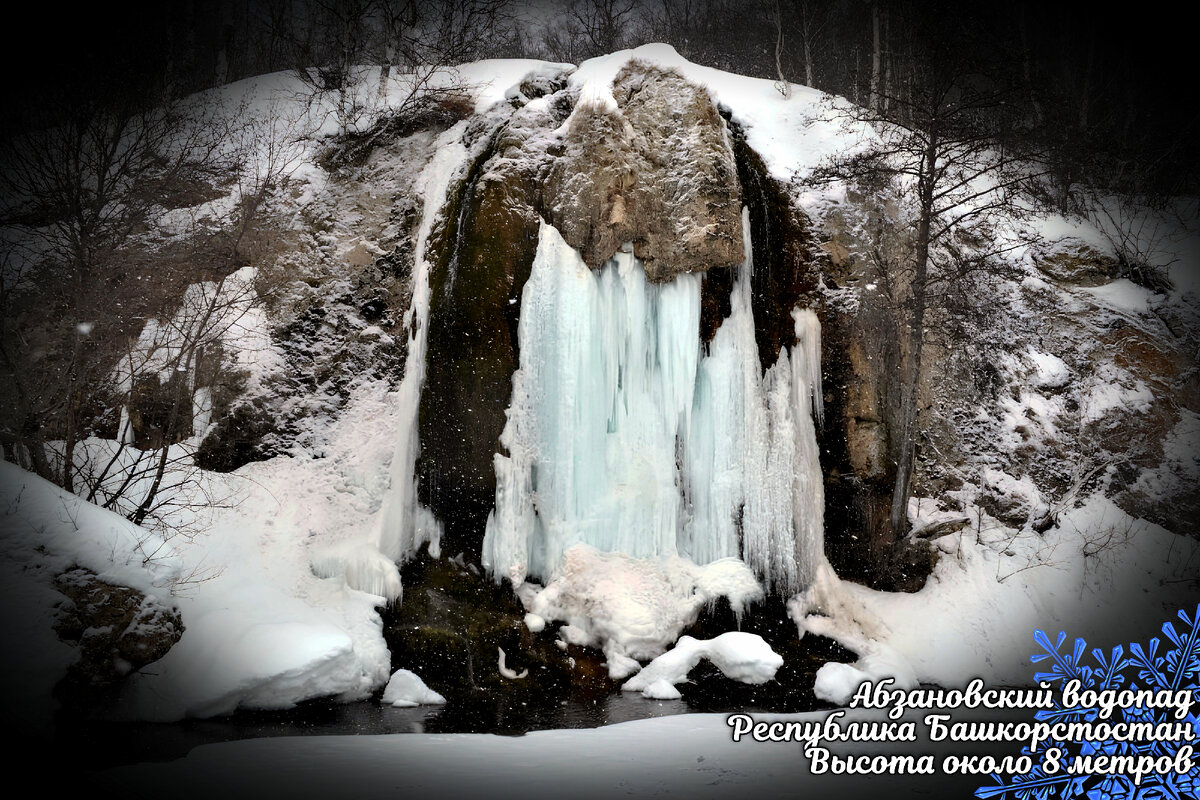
[1082,278,1162,316]
[527,545,763,679]
[621,633,783,700]
[0,461,180,594]
[116,381,405,720]
[0,461,181,732]
[844,495,1200,687]
[380,669,445,708]
[787,562,918,703]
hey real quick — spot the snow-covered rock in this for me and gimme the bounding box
[0,461,183,731]
[545,60,743,280]
[380,669,445,708]
[621,632,783,698]
[528,545,763,679]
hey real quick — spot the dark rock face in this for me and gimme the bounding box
[721,120,923,591]
[417,116,546,561]
[544,62,744,281]
[52,567,183,708]
[194,399,279,471]
[726,122,817,368]
[680,596,855,712]
[383,553,597,729]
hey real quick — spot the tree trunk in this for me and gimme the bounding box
[61,392,78,494]
[800,0,814,87]
[774,0,790,98]
[1078,25,1095,131]
[889,126,937,535]
[1018,7,1044,127]
[376,42,395,109]
[0,339,55,483]
[869,3,881,112]
[881,6,889,115]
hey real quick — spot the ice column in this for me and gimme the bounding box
[484,222,703,584]
[485,211,827,597]
[789,308,825,590]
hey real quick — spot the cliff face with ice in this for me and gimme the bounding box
[413,58,870,583]
[481,214,825,598]
[367,53,895,697]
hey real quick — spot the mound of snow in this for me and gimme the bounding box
[528,545,763,679]
[0,461,181,732]
[381,669,445,708]
[813,643,919,706]
[1082,279,1161,316]
[1026,349,1069,389]
[787,563,917,705]
[621,632,782,699]
[115,381,406,721]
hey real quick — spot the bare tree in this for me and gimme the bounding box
[0,80,302,537]
[99,100,306,531]
[543,0,638,62]
[809,13,1046,537]
[0,88,226,492]
[288,0,378,133]
[772,0,791,98]
[282,0,510,135]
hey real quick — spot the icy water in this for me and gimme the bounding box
[59,694,757,770]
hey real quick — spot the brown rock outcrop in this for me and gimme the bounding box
[543,62,744,281]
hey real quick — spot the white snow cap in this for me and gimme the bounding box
[527,544,763,679]
[381,669,446,708]
[621,632,783,699]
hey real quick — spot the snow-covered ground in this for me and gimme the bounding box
[845,496,1200,687]
[115,380,404,720]
[92,706,1030,800]
[0,461,181,733]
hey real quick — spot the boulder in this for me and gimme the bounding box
[544,62,743,281]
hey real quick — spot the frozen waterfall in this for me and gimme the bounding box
[484,210,826,596]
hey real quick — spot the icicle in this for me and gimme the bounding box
[789,308,825,591]
[374,123,470,564]
[792,308,824,427]
[681,207,758,566]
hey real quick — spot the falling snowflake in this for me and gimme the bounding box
[977,604,1200,800]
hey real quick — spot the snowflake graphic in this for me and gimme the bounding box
[976,604,1200,800]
